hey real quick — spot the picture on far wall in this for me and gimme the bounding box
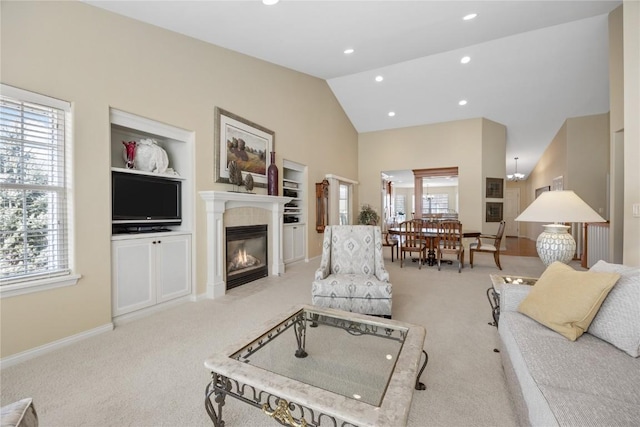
[214,107,274,188]
[535,185,551,198]
[486,177,504,199]
[486,202,503,222]
[552,176,564,191]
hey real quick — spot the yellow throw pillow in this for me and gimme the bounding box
[518,262,620,341]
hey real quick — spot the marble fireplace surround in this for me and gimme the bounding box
[200,191,292,299]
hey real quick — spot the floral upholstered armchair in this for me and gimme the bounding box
[311,225,392,317]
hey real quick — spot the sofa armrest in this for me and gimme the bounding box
[500,284,532,312]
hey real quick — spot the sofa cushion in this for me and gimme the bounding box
[500,311,640,426]
[588,260,640,357]
[1,397,38,427]
[518,261,619,341]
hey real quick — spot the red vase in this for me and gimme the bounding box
[267,151,279,196]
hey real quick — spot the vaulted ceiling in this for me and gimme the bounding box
[86,0,621,177]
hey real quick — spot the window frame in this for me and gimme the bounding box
[0,84,79,298]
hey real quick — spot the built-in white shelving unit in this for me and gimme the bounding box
[109,109,195,319]
[282,159,306,264]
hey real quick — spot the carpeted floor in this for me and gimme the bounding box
[0,253,553,426]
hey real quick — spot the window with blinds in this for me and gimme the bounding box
[423,194,449,214]
[1,85,72,285]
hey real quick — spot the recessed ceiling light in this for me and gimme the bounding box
[262,0,279,5]
[461,56,471,64]
[459,100,468,106]
[375,75,384,82]
[463,13,478,21]
[344,48,354,55]
[388,111,396,117]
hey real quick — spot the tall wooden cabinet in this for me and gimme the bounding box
[283,160,306,264]
[109,109,194,319]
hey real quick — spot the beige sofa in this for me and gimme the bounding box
[498,261,640,426]
[1,398,38,427]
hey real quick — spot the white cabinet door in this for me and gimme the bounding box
[112,238,156,316]
[292,224,306,261]
[283,225,295,264]
[156,234,192,303]
[284,224,305,264]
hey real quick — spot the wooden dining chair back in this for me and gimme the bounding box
[470,220,506,270]
[399,219,427,269]
[437,220,464,273]
[381,222,399,262]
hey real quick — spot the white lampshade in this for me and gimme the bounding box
[515,190,605,223]
[515,190,605,266]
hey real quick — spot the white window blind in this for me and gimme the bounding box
[1,85,72,285]
[423,194,449,214]
[338,183,350,225]
[394,195,406,215]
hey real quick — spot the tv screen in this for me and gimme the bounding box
[112,171,182,227]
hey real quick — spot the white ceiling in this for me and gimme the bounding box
[85,0,621,177]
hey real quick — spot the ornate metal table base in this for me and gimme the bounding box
[415,350,429,390]
[486,287,500,327]
[205,355,430,427]
[204,306,427,426]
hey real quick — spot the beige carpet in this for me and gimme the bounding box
[1,254,553,426]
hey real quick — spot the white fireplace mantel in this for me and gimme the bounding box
[199,191,292,299]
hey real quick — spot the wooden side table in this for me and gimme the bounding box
[487,274,538,327]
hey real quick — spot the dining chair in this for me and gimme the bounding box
[437,220,464,272]
[381,222,399,262]
[470,220,506,270]
[399,219,427,269]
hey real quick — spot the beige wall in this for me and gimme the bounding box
[482,118,508,235]
[357,118,506,234]
[609,5,625,263]
[0,1,357,358]
[623,0,640,266]
[566,113,610,215]
[523,114,609,240]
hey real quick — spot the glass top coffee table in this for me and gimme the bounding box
[487,274,539,327]
[204,305,427,427]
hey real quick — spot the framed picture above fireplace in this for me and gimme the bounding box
[214,107,274,188]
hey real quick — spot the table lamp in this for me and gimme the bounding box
[515,190,605,266]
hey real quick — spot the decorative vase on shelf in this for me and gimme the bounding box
[122,141,137,169]
[267,151,279,196]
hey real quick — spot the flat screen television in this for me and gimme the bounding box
[112,171,182,229]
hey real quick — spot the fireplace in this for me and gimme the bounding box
[226,224,268,289]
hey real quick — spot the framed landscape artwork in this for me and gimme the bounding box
[486,178,504,199]
[214,107,274,187]
[486,202,503,222]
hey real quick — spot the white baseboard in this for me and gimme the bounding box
[0,323,114,369]
[113,295,192,325]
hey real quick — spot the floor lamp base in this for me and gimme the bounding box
[536,224,576,266]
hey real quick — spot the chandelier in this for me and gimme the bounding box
[507,157,525,181]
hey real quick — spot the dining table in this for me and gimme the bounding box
[388,226,481,267]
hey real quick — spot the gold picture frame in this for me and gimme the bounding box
[214,107,274,187]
